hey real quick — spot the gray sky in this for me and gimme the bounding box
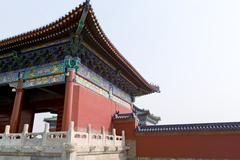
[1,0,240,127]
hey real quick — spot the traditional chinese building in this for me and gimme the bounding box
[1,1,240,160]
[0,0,159,134]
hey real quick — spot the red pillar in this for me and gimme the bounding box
[10,79,24,133]
[62,69,75,131]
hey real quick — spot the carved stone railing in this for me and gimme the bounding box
[0,122,125,155]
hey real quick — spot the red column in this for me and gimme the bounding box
[62,69,75,131]
[10,79,24,133]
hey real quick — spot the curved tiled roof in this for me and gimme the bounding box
[0,5,83,52]
[0,1,159,96]
[133,105,160,122]
[85,9,160,94]
[113,113,135,120]
[137,122,240,133]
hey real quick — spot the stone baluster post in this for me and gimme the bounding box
[42,123,49,146]
[4,125,10,134]
[112,128,116,146]
[4,125,10,146]
[21,124,29,145]
[67,121,75,144]
[122,130,125,146]
[101,126,105,146]
[22,124,29,134]
[87,124,91,146]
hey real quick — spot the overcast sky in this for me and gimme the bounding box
[1,0,240,128]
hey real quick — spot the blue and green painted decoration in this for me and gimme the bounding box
[0,56,131,103]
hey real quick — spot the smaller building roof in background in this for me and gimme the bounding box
[113,113,135,120]
[113,105,160,125]
[133,105,160,125]
[44,116,57,123]
[137,122,240,133]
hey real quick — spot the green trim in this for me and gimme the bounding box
[44,116,57,122]
[64,56,81,71]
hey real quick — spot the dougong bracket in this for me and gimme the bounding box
[12,51,24,68]
[12,51,20,62]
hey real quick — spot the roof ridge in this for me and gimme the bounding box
[152,121,240,126]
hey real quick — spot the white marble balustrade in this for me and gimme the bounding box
[0,122,125,154]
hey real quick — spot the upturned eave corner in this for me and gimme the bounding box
[150,83,160,93]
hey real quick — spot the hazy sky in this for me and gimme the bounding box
[1,0,240,127]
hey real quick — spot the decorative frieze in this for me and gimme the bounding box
[0,71,19,85]
[24,61,65,80]
[76,63,132,103]
[0,57,132,104]
[75,75,109,98]
[75,74,131,109]
[23,74,65,89]
[112,86,131,104]
[0,61,66,87]
[77,63,110,91]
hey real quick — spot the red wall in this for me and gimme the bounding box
[69,83,240,159]
[0,114,10,133]
[112,117,240,159]
[113,119,137,139]
[72,84,131,132]
[18,109,34,132]
[136,132,240,159]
